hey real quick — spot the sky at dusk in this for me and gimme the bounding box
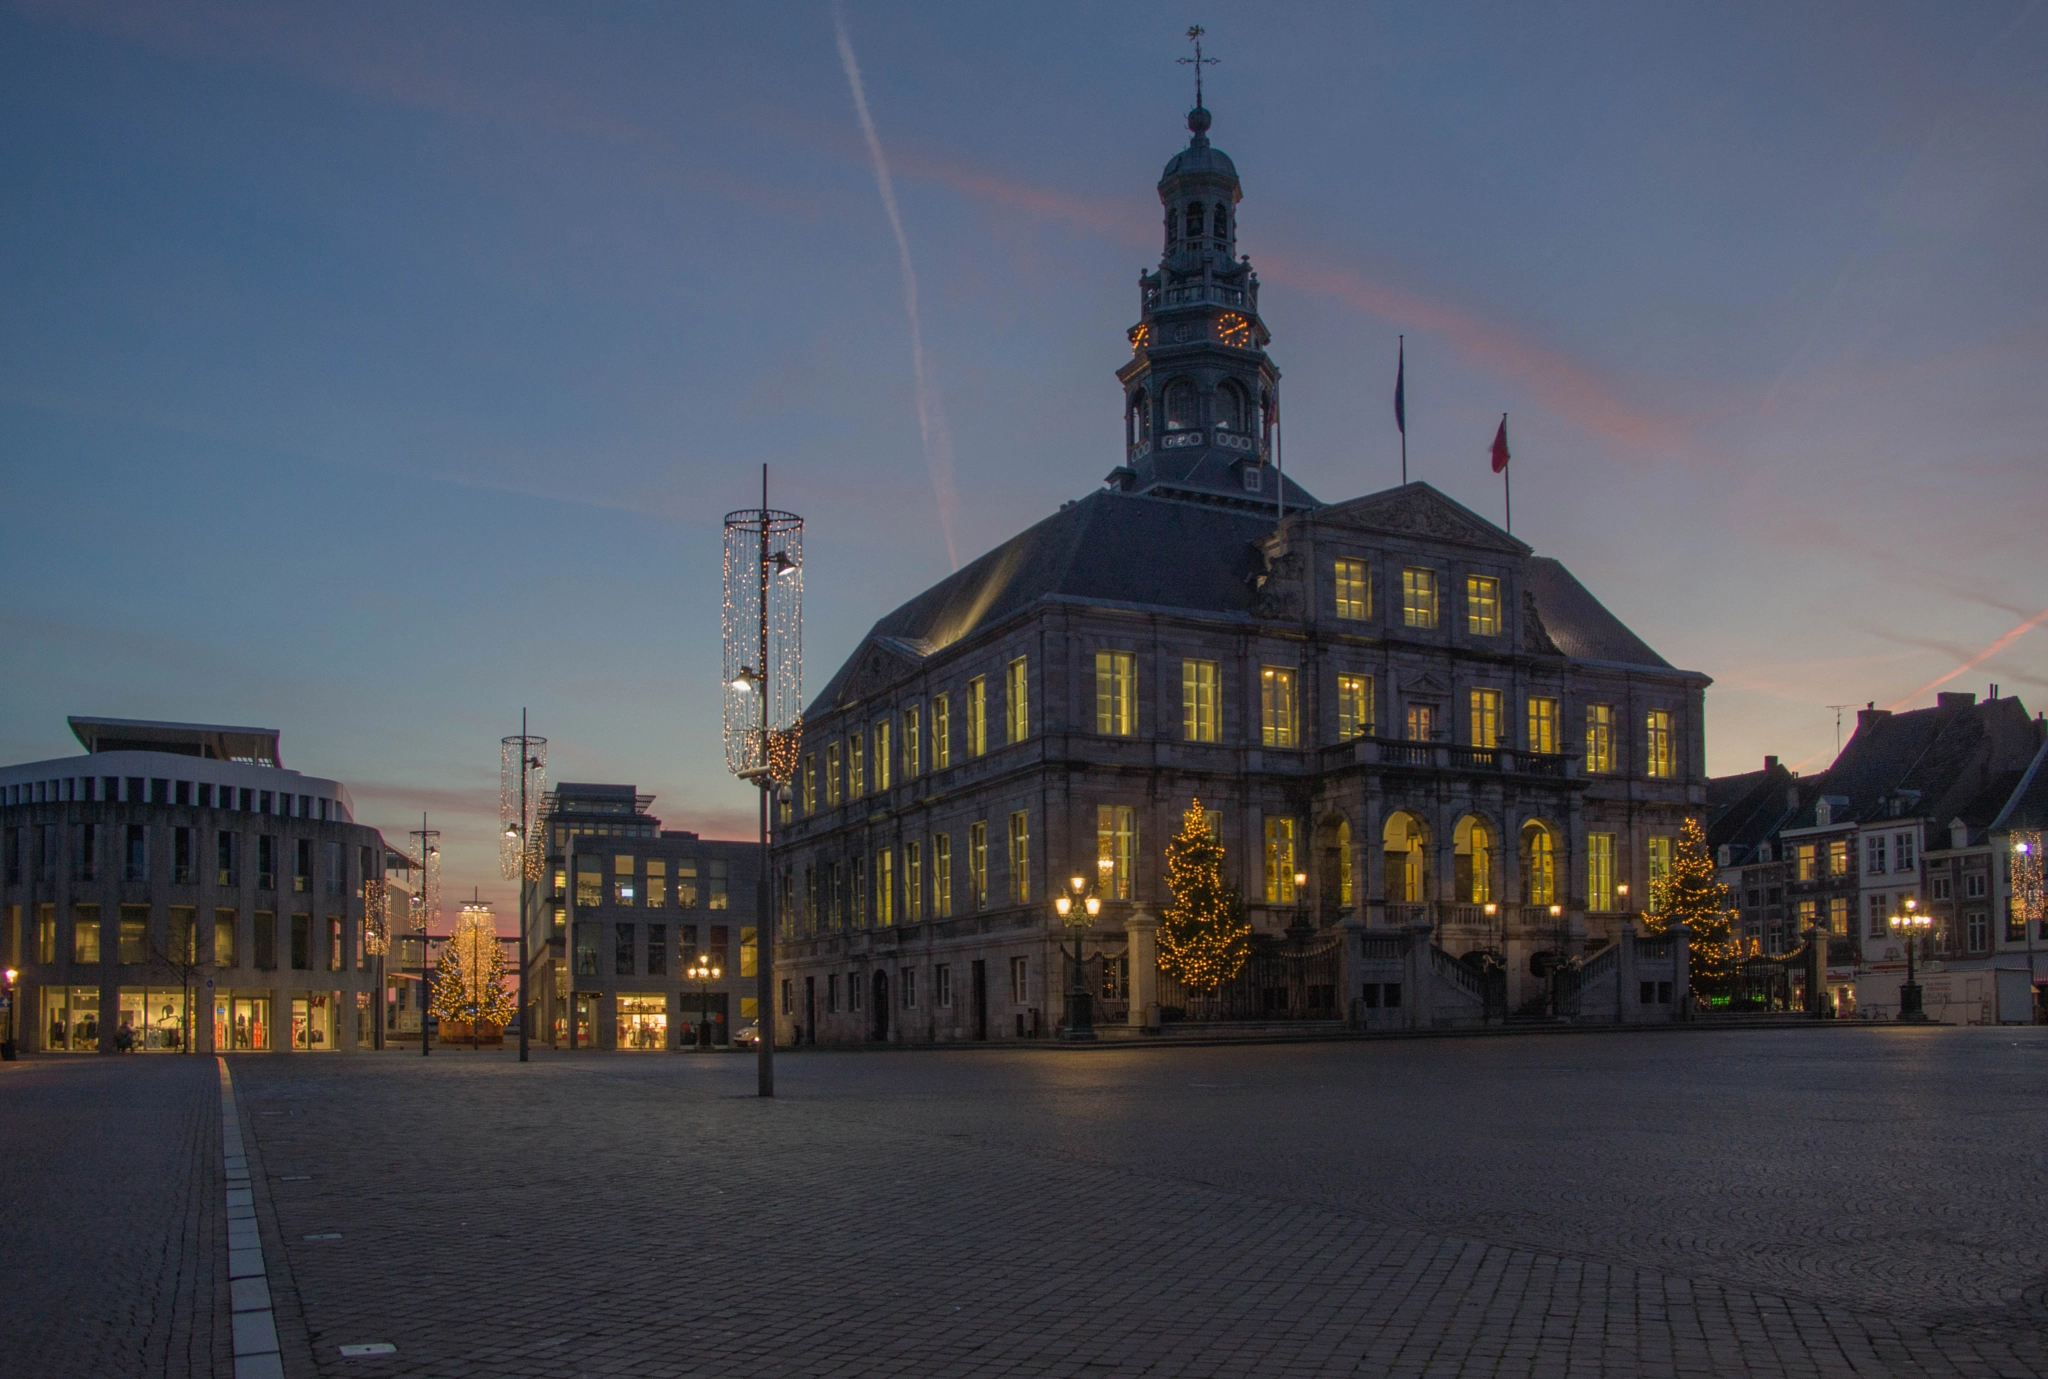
[3,1,2044,920]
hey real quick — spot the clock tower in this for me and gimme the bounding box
[1109,99,1318,511]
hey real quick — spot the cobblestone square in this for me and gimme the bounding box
[9,1026,2048,1378]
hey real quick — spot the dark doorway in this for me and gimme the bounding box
[804,976,816,1045]
[971,960,988,1041]
[871,970,889,1041]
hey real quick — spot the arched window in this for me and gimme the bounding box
[1383,812,1429,904]
[1217,380,1250,432]
[1165,209,1178,246]
[1186,202,1205,238]
[1213,205,1228,240]
[1521,821,1557,906]
[1128,389,1151,444]
[1163,379,1196,432]
[1454,816,1493,904]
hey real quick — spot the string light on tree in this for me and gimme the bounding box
[431,903,517,1040]
[1642,816,1737,1001]
[1158,798,1251,996]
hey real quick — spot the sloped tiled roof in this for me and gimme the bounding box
[1794,698,2043,827]
[1521,559,1671,669]
[1706,763,1799,860]
[1991,736,2048,834]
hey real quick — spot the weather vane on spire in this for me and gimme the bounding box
[1178,25,1219,109]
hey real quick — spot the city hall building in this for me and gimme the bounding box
[770,100,1708,1042]
[1,717,395,1053]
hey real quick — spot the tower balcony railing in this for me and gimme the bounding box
[1147,283,1250,310]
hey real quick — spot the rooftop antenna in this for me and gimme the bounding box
[1826,704,1851,755]
[1178,25,1219,110]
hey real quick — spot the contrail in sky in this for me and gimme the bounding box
[1886,606,2048,711]
[832,2,960,569]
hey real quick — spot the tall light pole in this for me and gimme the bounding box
[687,953,723,1049]
[722,466,803,1098]
[1889,896,1931,1022]
[501,712,547,1063]
[409,817,440,1056]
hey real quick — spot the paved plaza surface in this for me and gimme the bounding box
[8,1027,2048,1378]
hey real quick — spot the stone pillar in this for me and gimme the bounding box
[1126,911,1159,1030]
[1404,919,1433,1031]
[1339,913,1367,1028]
[1617,918,1637,1025]
[275,983,292,1051]
[1671,923,1691,1020]
[1805,926,1830,1018]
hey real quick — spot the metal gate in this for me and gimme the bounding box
[1156,931,1342,1021]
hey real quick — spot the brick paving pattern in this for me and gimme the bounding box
[11,1026,2048,1376]
[1,1055,229,1378]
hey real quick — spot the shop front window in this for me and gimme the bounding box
[617,994,668,1051]
[215,995,272,1051]
[45,985,101,1051]
[117,987,190,1052]
[291,993,337,1050]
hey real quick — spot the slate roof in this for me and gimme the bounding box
[809,482,1695,716]
[1705,761,1800,862]
[1116,446,1321,511]
[1791,698,2043,829]
[1990,735,2048,834]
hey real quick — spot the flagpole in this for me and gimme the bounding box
[1395,336,1407,485]
[1502,412,1511,536]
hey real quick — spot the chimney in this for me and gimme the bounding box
[1936,692,1976,710]
[1856,704,1892,733]
[1764,755,1779,770]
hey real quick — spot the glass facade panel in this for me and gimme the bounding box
[617,994,668,1051]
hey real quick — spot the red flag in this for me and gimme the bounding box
[1490,414,1510,473]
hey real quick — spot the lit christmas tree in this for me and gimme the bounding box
[1159,798,1251,993]
[1643,816,1737,999]
[430,906,517,1032]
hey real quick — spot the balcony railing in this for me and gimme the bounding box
[1322,737,1577,779]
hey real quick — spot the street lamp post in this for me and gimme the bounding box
[687,955,723,1050]
[2,966,16,1059]
[1889,896,1931,1022]
[721,467,803,1098]
[1054,857,1112,1041]
[409,817,440,1057]
[501,712,547,1064]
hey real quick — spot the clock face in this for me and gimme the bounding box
[1218,313,1253,348]
[1130,323,1151,353]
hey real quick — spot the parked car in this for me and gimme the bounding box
[732,1021,760,1049]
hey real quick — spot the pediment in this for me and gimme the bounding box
[1400,671,1451,698]
[835,637,929,706]
[1317,483,1528,554]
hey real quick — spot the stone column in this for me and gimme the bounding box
[1404,919,1433,1031]
[1339,914,1367,1028]
[1126,911,1159,1030]
[1617,918,1637,1025]
[1671,923,1691,1019]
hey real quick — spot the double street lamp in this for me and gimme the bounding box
[1054,857,1112,1041]
[688,954,724,1050]
[1889,896,1931,1022]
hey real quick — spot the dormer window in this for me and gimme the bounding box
[1186,202,1205,238]
[1242,465,1262,492]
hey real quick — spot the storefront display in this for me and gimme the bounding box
[216,995,271,1051]
[617,994,668,1050]
[44,986,100,1051]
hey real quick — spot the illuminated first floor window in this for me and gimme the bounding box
[874,848,895,926]
[1585,705,1614,773]
[1587,832,1614,911]
[1527,696,1559,755]
[1402,566,1439,628]
[1098,805,1135,899]
[932,695,951,767]
[1008,810,1031,902]
[1007,658,1030,743]
[1469,688,1503,749]
[1333,558,1370,620]
[1261,666,1298,748]
[1646,708,1675,778]
[1096,650,1137,736]
[1829,896,1850,935]
[1337,674,1374,740]
[969,822,987,910]
[1466,574,1500,636]
[1405,703,1437,742]
[1647,836,1672,911]
[1183,659,1219,742]
[1520,823,1557,907]
[934,833,953,916]
[1263,816,1297,903]
[904,841,923,920]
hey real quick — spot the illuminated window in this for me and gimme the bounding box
[1260,666,1298,748]
[1645,709,1674,779]
[1587,833,1615,911]
[1828,896,1849,935]
[677,858,699,909]
[741,925,757,977]
[903,707,921,777]
[969,822,987,910]
[1182,660,1220,742]
[1337,819,1354,904]
[1334,559,1370,620]
[1585,705,1614,773]
[1098,805,1135,900]
[934,834,953,917]
[1007,658,1030,743]
[967,678,987,756]
[825,743,841,806]
[645,858,667,908]
[1337,674,1374,740]
[1096,651,1137,736]
[1469,689,1503,749]
[932,695,951,768]
[1007,810,1030,902]
[1458,819,1492,904]
[875,849,895,926]
[848,734,865,798]
[801,754,816,814]
[873,721,891,791]
[1648,836,1673,910]
[1796,899,1817,932]
[1263,817,1297,903]
[1466,575,1500,636]
[905,841,922,920]
[1794,843,1818,882]
[850,856,865,926]
[1522,824,1556,906]
[613,855,636,907]
[575,858,602,908]
[1827,838,1849,877]
[1405,703,1436,742]
[708,859,728,910]
[1401,567,1438,629]
[1527,697,1559,755]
